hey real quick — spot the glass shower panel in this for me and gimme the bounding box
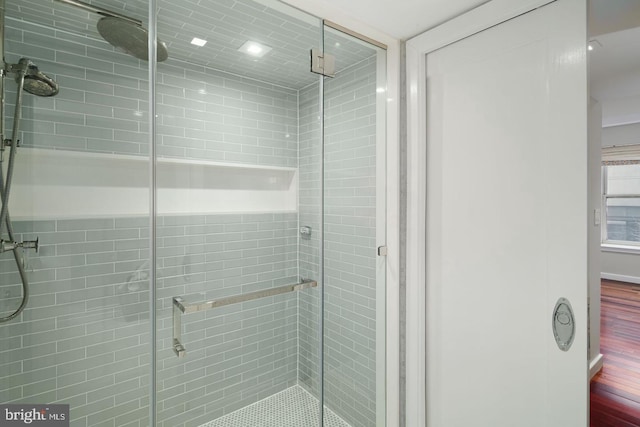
[322,26,387,427]
[153,1,322,426]
[0,0,152,426]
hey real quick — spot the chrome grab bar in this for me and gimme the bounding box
[172,279,317,357]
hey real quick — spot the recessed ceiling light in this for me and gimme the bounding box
[191,37,207,47]
[238,40,272,58]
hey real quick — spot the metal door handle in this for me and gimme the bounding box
[552,297,575,351]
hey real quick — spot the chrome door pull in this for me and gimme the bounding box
[552,297,575,352]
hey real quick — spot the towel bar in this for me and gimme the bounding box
[172,279,317,357]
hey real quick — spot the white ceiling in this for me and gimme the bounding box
[589,0,640,37]
[589,0,640,128]
[589,27,640,101]
[296,0,490,40]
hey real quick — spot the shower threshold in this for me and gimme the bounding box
[198,385,351,427]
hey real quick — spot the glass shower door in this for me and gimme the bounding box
[321,25,387,427]
[153,1,323,426]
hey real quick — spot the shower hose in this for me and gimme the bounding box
[0,63,31,323]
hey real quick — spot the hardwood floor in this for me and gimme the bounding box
[591,280,640,426]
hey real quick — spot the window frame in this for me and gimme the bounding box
[601,162,640,249]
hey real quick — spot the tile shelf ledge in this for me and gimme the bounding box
[12,148,298,218]
[16,147,298,171]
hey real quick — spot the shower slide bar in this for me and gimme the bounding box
[172,279,317,357]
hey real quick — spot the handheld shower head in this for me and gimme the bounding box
[11,60,59,97]
[23,65,59,97]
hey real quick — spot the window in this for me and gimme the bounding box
[602,162,640,245]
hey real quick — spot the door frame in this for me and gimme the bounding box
[404,1,566,425]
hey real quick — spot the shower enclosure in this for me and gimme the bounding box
[0,0,388,426]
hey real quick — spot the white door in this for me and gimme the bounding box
[407,0,588,425]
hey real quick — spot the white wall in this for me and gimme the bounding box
[601,249,640,283]
[589,99,603,375]
[602,122,640,147]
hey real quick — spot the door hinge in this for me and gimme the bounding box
[377,246,388,257]
[310,49,336,77]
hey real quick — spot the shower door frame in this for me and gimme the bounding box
[147,1,158,426]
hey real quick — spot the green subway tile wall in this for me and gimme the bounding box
[0,213,299,427]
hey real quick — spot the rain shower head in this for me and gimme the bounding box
[97,17,169,62]
[22,64,59,97]
[54,0,169,62]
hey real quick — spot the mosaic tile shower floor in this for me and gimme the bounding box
[198,385,351,427]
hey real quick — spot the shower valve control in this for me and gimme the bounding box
[22,238,39,253]
[2,138,18,148]
[300,226,312,239]
[0,238,38,253]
